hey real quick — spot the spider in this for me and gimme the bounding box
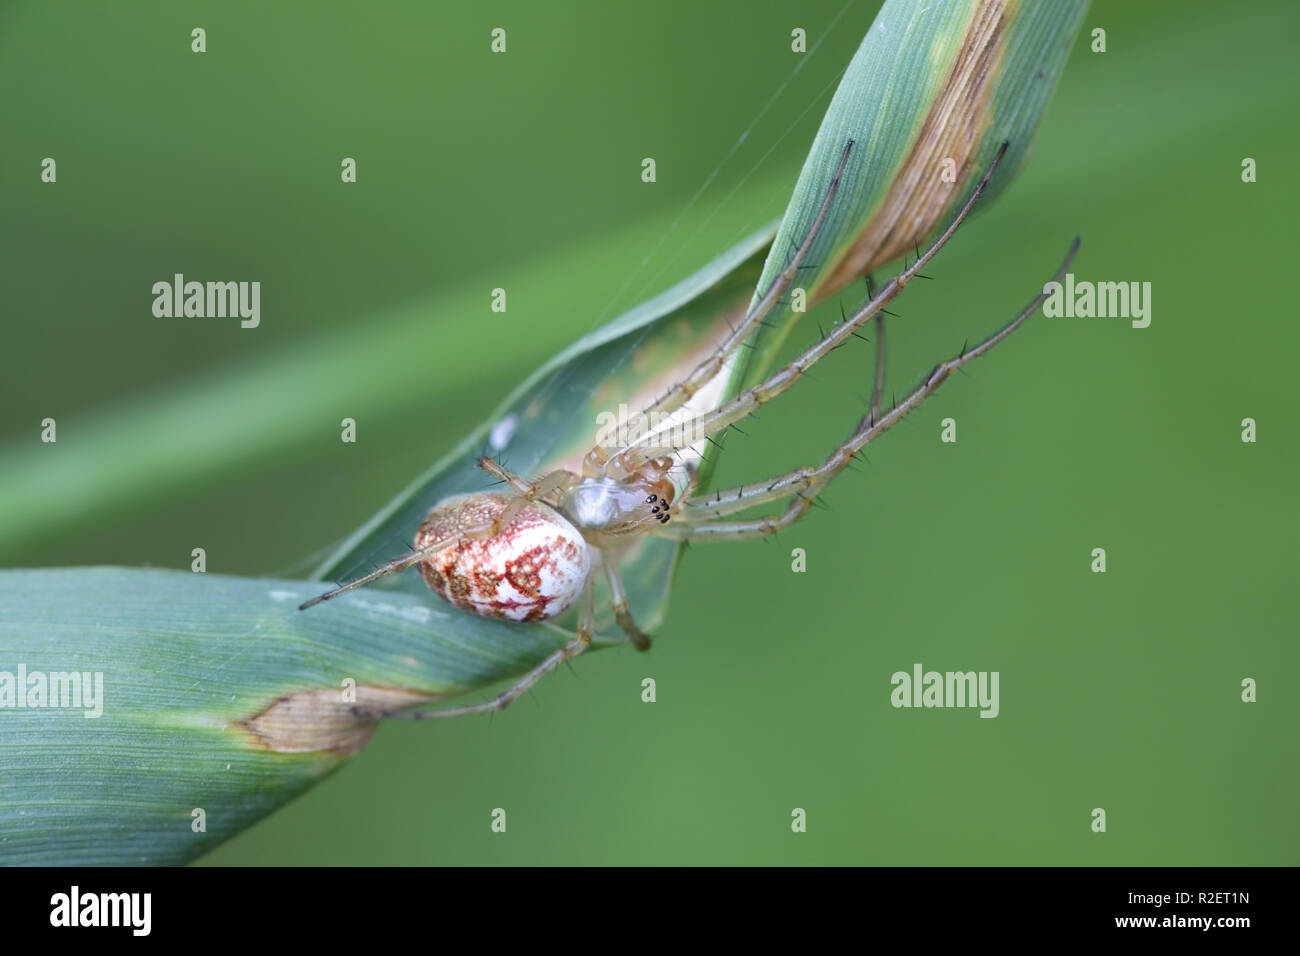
[300,139,1079,719]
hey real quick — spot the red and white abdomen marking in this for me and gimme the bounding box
[415,493,589,622]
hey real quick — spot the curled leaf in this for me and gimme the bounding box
[743,0,1089,380]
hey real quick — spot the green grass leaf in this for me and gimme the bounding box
[0,568,573,864]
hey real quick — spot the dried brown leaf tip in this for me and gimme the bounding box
[816,0,1013,302]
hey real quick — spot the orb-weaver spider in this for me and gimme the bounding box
[301,139,1079,719]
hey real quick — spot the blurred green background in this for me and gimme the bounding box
[1,0,1296,864]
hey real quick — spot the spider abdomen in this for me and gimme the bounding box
[415,493,589,622]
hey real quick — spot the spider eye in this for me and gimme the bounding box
[651,506,659,514]
[646,495,657,503]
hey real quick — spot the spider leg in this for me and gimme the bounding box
[677,459,700,504]
[592,140,855,466]
[478,456,572,503]
[478,456,576,528]
[869,312,887,426]
[605,142,1011,480]
[377,578,597,720]
[300,462,571,610]
[603,552,650,650]
[677,312,885,523]
[657,236,1081,535]
[298,520,503,610]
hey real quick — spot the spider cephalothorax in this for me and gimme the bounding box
[300,140,1079,721]
[565,452,678,541]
